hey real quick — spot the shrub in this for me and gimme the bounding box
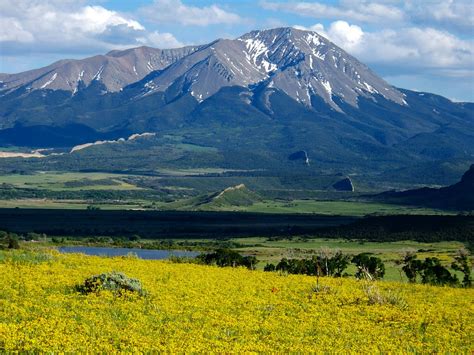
[271,250,350,277]
[352,253,385,280]
[76,272,146,296]
[197,249,257,270]
[7,235,20,249]
[363,283,408,309]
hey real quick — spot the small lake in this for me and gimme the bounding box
[58,246,199,260]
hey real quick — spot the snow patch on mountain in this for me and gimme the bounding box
[40,73,57,89]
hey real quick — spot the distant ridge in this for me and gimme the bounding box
[377,164,474,210]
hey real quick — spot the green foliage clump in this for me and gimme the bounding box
[76,272,146,296]
[197,249,257,270]
[451,249,472,288]
[352,253,386,280]
[420,257,458,286]
[0,231,20,249]
[399,251,469,287]
[267,250,350,277]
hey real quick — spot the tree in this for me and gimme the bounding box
[197,249,258,270]
[451,249,472,288]
[420,257,458,286]
[264,263,276,272]
[352,253,385,280]
[327,251,350,277]
[400,250,423,283]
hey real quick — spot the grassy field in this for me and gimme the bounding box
[0,198,455,217]
[1,249,472,352]
[0,172,141,191]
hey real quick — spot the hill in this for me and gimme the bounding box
[376,164,474,210]
[167,184,263,210]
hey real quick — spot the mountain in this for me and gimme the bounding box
[136,28,405,110]
[376,164,474,210]
[0,27,473,185]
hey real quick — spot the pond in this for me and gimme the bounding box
[58,246,199,260]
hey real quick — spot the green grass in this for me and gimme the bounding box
[0,196,453,216]
[0,172,141,191]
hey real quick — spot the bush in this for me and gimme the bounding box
[352,253,385,280]
[363,282,408,309]
[271,250,350,277]
[7,235,20,249]
[76,272,146,296]
[197,249,257,270]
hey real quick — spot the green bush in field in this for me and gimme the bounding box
[0,231,20,250]
[76,272,146,296]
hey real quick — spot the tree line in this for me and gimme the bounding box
[263,249,472,288]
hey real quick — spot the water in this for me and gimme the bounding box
[58,246,199,260]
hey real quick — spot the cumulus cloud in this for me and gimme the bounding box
[296,21,364,51]
[262,0,404,24]
[140,0,242,26]
[298,20,474,78]
[0,0,182,57]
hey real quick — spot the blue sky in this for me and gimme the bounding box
[1,0,473,101]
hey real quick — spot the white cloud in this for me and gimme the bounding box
[0,18,34,42]
[262,0,404,24]
[297,21,364,51]
[141,0,242,26]
[264,0,474,36]
[298,21,474,77]
[139,31,183,48]
[69,6,145,33]
[405,0,474,35]
[0,0,182,56]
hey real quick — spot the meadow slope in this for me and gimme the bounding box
[0,250,473,352]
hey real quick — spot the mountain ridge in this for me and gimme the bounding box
[0,27,405,110]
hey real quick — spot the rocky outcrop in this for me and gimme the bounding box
[332,177,354,192]
[288,150,310,166]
